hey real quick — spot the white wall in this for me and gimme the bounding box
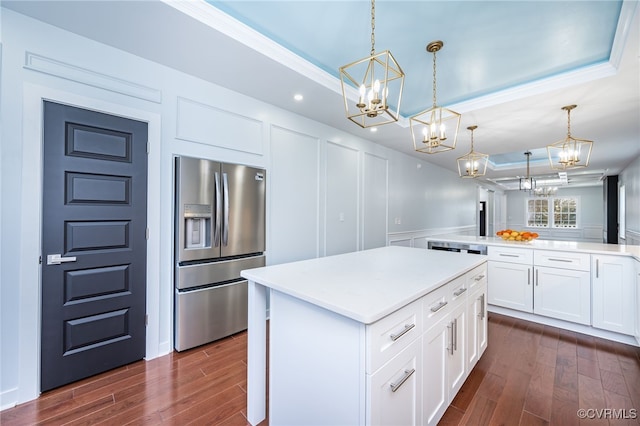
[619,155,640,245]
[0,7,477,407]
[505,185,604,242]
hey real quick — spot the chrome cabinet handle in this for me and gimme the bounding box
[454,287,467,297]
[536,269,539,286]
[390,323,415,341]
[499,253,519,258]
[479,294,485,319]
[390,368,416,393]
[47,254,77,265]
[548,258,572,263]
[596,259,599,278]
[528,268,531,285]
[222,173,229,246]
[447,323,454,355]
[453,318,458,351]
[474,274,485,281]
[214,172,221,246]
[430,301,448,313]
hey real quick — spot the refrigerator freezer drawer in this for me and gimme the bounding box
[176,255,265,290]
[175,281,248,351]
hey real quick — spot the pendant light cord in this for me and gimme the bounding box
[432,49,438,108]
[370,0,375,56]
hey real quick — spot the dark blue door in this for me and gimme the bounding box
[41,101,148,392]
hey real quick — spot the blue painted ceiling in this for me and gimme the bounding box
[207,1,621,117]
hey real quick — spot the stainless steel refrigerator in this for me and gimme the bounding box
[174,156,266,351]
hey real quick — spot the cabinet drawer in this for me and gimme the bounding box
[449,275,468,305]
[367,299,422,373]
[488,246,533,264]
[423,282,451,329]
[466,264,487,292]
[535,250,590,271]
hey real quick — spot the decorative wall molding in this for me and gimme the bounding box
[625,229,640,246]
[388,225,476,248]
[23,52,162,103]
[176,96,263,155]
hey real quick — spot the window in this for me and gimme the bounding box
[525,196,579,228]
[552,197,578,228]
[526,199,548,227]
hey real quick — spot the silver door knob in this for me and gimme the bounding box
[47,254,77,265]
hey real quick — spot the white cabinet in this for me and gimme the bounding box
[592,254,635,335]
[533,251,591,325]
[368,339,421,426]
[488,247,592,326]
[488,260,532,312]
[422,315,449,426]
[488,246,533,312]
[467,281,487,371]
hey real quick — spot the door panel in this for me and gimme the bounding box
[41,101,148,392]
[221,163,266,257]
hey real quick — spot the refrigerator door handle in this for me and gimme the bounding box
[214,172,221,246]
[223,172,229,246]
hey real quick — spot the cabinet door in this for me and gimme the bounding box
[534,266,590,325]
[488,261,533,312]
[592,255,635,335]
[368,339,421,426]
[422,318,449,426]
[477,289,488,357]
[448,302,467,397]
[467,286,488,371]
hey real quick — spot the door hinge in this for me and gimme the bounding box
[39,255,42,265]
[145,314,149,326]
[147,142,150,154]
[146,227,150,240]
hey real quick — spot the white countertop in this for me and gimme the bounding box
[241,246,486,324]
[428,234,640,261]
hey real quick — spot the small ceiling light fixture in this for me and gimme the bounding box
[519,151,536,192]
[410,40,461,154]
[339,0,405,128]
[547,104,593,170]
[456,125,488,178]
[293,94,304,101]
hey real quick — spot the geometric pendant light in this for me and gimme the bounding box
[519,151,536,192]
[457,125,489,178]
[339,0,405,128]
[546,104,593,170]
[410,40,461,154]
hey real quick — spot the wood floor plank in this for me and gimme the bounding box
[578,374,608,426]
[523,362,555,421]
[488,368,531,425]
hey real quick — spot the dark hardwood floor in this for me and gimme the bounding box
[2,313,639,425]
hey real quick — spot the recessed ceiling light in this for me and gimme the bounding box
[294,94,303,101]
[370,127,378,132]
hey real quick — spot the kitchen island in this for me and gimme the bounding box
[242,246,488,425]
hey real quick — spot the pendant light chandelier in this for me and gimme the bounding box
[339,0,405,128]
[547,104,593,170]
[456,125,489,178]
[519,151,536,192]
[410,40,461,154]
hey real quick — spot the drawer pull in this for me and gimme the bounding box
[430,301,448,313]
[548,258,572,263]
[499,253,519,258]
[390,323,415,341]
[479,294,485,319]
[474,274,485,281]
[390,368,416,393]
[454,287,467,297]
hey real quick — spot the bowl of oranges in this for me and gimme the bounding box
[496,229,538,242]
